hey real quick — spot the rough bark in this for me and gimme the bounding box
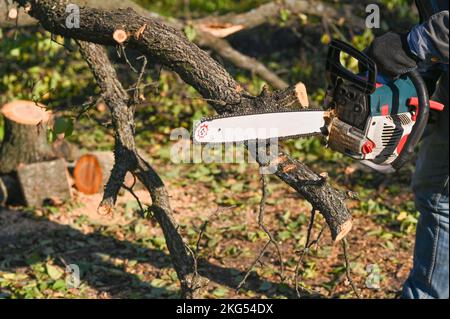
[14,0,353,241]
[16,158,72,207]
[77,41,206,298]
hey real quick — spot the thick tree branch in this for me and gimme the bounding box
[3,0,364,89]
[194,0,365,36]
[15,0,352,241]
[77,41,207,298]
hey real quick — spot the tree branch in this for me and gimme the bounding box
[77,40,207,298]
[193,0,365,36]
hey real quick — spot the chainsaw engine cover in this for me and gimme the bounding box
[325,67,418,165]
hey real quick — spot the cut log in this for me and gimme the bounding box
[16,158,72,207]
[73,153,106,195]
[0,100,54,174]
[73,151,138,195]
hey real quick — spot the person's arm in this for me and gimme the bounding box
[367,11,448,78]
[408,11,449,65]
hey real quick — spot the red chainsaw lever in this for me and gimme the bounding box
[408,97,445,121]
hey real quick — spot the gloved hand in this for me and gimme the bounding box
[366,32,420,78]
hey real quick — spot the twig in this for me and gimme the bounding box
[258,173,284,279]
[121,45,139,73]
[237,170,284,291]
[195,206,234,255]
[294,208,316,297]
[342,238,361,298]
[122,183,147,219]
[132,55,148,104]
[236,240,271,291]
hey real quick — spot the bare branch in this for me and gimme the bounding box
[77,40,207,298]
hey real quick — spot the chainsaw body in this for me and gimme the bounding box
[324,40,432,170]
[193,40,442,172]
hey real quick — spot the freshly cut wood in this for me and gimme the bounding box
[113,29,128,44]
[295,82,309,107]
[16,158,72,207]
[1,100,50,125]
[73,151,138,195]
[197,23,244,38]
[8,8,18,20]
[73,153,105,195]
[0,100,54,174]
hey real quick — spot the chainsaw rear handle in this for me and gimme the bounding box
[326,39,377,94]
[390,69,430,171]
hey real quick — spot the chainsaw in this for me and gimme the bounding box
[193,40,445,173]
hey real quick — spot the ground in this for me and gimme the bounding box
[0,153,417,299]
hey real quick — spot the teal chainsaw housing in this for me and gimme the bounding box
[369,76,417,116]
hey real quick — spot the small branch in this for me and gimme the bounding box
[193,0,365,37]
[237,169,284,291]
[257,173,284,279]
[342,238,360,298]
[294,208,315,297]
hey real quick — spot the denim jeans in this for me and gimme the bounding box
[402,86,449,298]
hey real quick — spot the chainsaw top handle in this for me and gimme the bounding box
[326,39,377,94]
[390,69,430,170]
[326,39,430,171]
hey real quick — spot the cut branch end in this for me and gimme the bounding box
[113,29,128,44]
[294,82,309,108]
[334,220,353,242]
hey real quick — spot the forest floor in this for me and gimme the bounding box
[0,151,417,299]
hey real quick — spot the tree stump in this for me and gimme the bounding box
[0,100,54,174]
